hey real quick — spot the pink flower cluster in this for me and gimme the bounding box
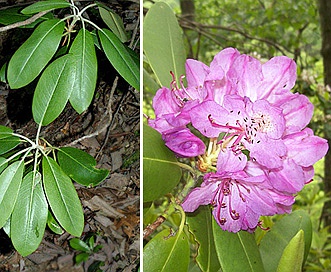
[148,48,328,232]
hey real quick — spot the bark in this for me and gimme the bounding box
[180,0,195,22]
[319,0,331,226]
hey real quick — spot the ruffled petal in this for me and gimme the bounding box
[258,56,297,100]
[284,128,329,167]
[181,181,219,212]
[163,128,206,157]
[268,158,306,193]
[280,93,314,134]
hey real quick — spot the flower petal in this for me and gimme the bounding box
[268,158,306,193]
[258,56,297,100]
[280,93,314,134]
[249,135,287,169]
[284,128,329,167]
[227,54,264,101]
[163,128,206,157]
[217,148,247,172]
[190,100,229,137]
[181,182,219,212]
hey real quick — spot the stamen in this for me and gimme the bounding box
[219,218,227,225]
[208,115,242,131]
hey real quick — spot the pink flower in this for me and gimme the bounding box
[181,170,294,232]
[147,47,329,232]
[191,95,287,169]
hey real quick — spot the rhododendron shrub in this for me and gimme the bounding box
[148,47,328,232]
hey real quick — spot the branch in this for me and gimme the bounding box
[0,10,49,32]
[180,18,294,56]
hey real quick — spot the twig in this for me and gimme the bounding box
[65,77,118,148]
[129,15,140,49]
[0,10,49,32]
[143,215,166,239]
[96,78,128,159]
[179,18,294,56]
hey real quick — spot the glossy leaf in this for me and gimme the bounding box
[143,67,160,94]
[0,160,24,228]
[0,7,52,28]
[143,228,190,272]
[276,230,305,272]
[32,54,76,125]
[7,19,65,89]
[70,238,91,252]
[0,125,18,138]
[2,217,11,237]
[0,62,7,83]
[259,210,312,272]
[47,211,64,235]
[143,2,186,87]
[42,156,84,237]
[186,206,221,271]
[98,28,139,90]
[69,29,98,114]
[11,171,48,257]
[57,147,109,187]
[0,126,21,155]
[0,157,7,173]
[98,6,128,42]
[143,124,182,202]
[21,0,71,14]
[91,30,101,50]
[212,219,265,272]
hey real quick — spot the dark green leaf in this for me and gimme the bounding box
[70,238,91,252]
[276,230,305,272]
[75,252,90,264]
[186,206,221,272]
[212,219,265,272]
[143,124,182,202]
[98,6,128,42]
[88,260,104,272]
[47,211,64,235]
[32,54,76,125]
[11,171,48,256]
[69,29,98,114]
[143,2,186,87]
[0,62,7,83]
[259,210,312,272]
[0,125,16,138]
[0,157,7,173]
[0,7,52,28]
[98,28,139,90]
[0,127,22,155]
[90,30,101,50]
[87,236,95,248]
[7,19,65,89]
[0,126,21,155]
[57,147,109,187]
[0,160,24,228]
[21,0,71,15]
[42,156,84,236]
[143,228,190,272]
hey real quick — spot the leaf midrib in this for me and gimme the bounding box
[13,19,62,85]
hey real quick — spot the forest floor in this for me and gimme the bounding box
[0,1,140,271]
